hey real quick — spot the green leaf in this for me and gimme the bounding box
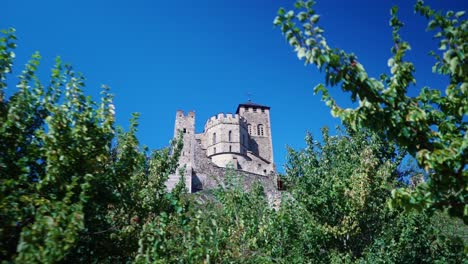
[455,11,465,18]
[305,38,316,46]
[313,83,326,94]
[449,57,459,73]
[297,12,308,22]
[427,20,436,30]
[310,14,320,23]
[273,16,282,26]
[277,8,286,16]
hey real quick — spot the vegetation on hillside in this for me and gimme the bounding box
[1,0,466,262]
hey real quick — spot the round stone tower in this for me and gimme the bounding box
[204,113,249,168]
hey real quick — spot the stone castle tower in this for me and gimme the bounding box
[166,102,277,193]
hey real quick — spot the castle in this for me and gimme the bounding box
[167,101,278,194]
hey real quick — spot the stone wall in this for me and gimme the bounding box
[191,135,278,200]
[237,106,274,163]
[167,110,195,191]
[169,104,279,205]
[204,113,248,157]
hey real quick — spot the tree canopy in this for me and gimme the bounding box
[0,27,185,262]
[274,0,467,220]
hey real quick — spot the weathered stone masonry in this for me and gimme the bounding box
[166,102,279,198]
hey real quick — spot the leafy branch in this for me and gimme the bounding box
[275,0,467,219]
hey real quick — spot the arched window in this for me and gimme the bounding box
[248,124,252,135]
[228,130,232,142]
[258,124,264,136]
[213,133,216,144]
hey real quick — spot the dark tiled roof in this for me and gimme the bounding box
[236,101,270,114]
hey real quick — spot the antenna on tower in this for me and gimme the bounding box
[246,92,253,102]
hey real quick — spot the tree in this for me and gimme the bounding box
[0,27,183,263]
[278,127,464,262]
[135,169,275,263]
[274,0,467,219]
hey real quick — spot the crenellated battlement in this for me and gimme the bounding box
[204,112,247,130]
[176,110,195,118]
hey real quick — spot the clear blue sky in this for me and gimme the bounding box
[3,0,466,172]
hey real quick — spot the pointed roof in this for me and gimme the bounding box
[236,101,270,114]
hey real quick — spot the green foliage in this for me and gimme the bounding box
[1,33,114,261]
[0,18,464,262]
[0,27,183,263]
[136,128,464,263]
[275,0,467,219]
[363,211,465,263]
[278,127,464,262]
[135,169,275,263]
[283,128,399,259]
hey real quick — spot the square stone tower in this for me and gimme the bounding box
[166,110,195,191]
[236,101,274,164]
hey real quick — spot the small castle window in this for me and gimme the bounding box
[261,109,265,113]
[253,107,257,112]
[214,147,216,154]
[228,130,232,142]
[248,124,252,135]
[229,145,232,152]
[183,128,187,133]
[213,133,216,144]
[258,124,264,136]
